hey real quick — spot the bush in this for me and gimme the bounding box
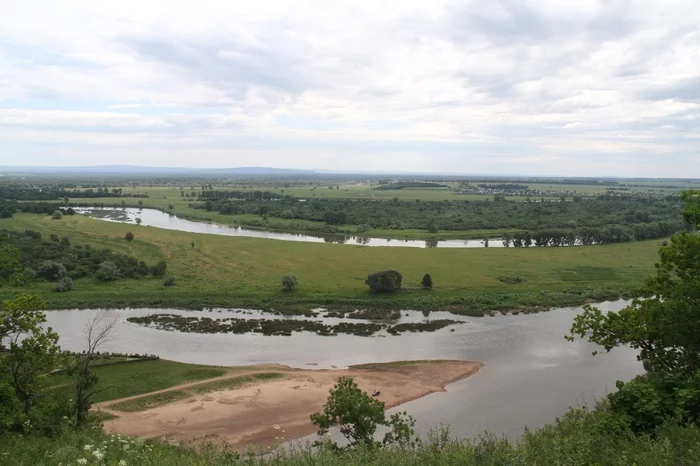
[365,270,403,293]
[124,232,134,241]
[52,277,73,292]
[497,276,523,284]
[51,210,63,220]
[37,261,67,280]
[421,273,433,289]
[162,277,176,287]
[95,261,121,281]
[150,260,167,277]
[282,273,298,292]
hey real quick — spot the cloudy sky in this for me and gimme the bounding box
[1,0,699,176]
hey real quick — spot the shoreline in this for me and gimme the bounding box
[97,360,483,451]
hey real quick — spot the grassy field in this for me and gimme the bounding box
[49,359,226,403]
[0,212,662,312]
[108,390,191,412]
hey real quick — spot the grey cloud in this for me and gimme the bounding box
[643,78,700,103]
[120,33,311,99]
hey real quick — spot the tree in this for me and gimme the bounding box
[52,277,73,292]
[37,261,67,281]
[51,210,63,220]
[135,217,142,225]
[568,191,700,432]
[0,245,21,280]
[150,260,167,277]
[0,295,60,414]
[310,377,416,449]
[365,270,402,293]
[124,232,134,242]
[95,261,120,281]
[421,273,433,289]
[70,314,117,428]
[281,273,298,292]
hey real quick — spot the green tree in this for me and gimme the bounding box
[124,232,134,241]
[310,377,416,449]
[568,191,700,432]
[281,273,298,292]
[0,245,21,280]
[421,273,433,289]
[365,270,402,293]
[135,217,142,225]
[51,210,63,220]
[0,295,60,414]
[95,261,121,281]
[150,260,167,277]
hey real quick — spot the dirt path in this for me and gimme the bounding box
[98,360,483,451]
[95,364,290,414]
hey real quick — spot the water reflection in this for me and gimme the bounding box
[75,208,501,249]
[45,301,642,440]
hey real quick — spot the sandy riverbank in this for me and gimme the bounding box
[98,360,482,451]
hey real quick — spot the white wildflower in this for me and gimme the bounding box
[83,445,93,452]
[123,444,130,451]
[92,450,104,460]
[119,461,127,466]
[77,459,88,465]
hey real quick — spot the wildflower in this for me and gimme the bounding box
[83,445,93,452]
[123,444,130,452]
[119,461,127,466]
[92,450,104,460]
[77,459,88,465]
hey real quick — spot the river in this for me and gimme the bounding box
[75,207,501,248]
[45,300,642,441]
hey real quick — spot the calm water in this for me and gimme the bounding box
[75,208,501,248]
[45,301,642,440]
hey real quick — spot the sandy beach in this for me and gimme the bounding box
[97,360,482,451]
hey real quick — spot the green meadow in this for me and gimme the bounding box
[0,212,661,312]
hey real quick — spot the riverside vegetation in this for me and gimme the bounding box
[0,211,659,314]
[0,190,700,464]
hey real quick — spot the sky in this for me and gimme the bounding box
[1,0,699,177]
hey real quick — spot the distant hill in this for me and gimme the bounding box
[0,166,319,176]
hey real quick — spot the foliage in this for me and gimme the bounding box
[95,261,121,281]
[51,210,63,220]
[124,231,134,241]
[568,191,700,433]
[51,277,73,292]
[282,273,299,292]
[365,270,402,293]
[310,377,416,449]
[162,276,176,287]
[421,273,433,289]
[0,295,60,417]
[0,228,153,282]
[0,245,21,280]
[150,260,167,277]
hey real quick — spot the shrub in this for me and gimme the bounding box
[365,270,403,293]
[497,276,523,284]
[37,261,67,280]
[421,273,433,289]
[162,277,176,287]
[124,232,134,241]
[282,273,299,292]
[150,260,167,277]
[52,276,73,292]
[96,261,121,281]
[51,210,63,220]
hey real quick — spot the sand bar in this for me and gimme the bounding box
[97,360,482,451]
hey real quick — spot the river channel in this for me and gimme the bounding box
[45,301,642,441]
[75,207,501,248]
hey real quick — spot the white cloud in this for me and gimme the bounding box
[0,0,699,175]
